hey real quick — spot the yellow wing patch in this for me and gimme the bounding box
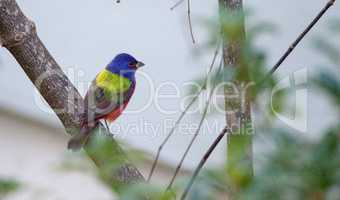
[95,69,132,96]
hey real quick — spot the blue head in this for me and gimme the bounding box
[106,53,144,82]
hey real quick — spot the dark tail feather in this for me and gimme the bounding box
[67,125,93,151]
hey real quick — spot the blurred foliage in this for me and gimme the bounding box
[188,9,282,118]
[0,178,20,199]
[328,19,340,34]
[313,71,340,106]
[0,2,337,200]
[62,7,340,200]
[178,126,340,200]
[55,152,96,173]
[56,138,146,174]
[120,183,177,200]
[240,127,340,200]
[112,11,340,200]
[313,37,340,65]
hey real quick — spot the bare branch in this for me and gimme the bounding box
[167,56,224,190]
[180,126,230,200]
[0,0,145,192]
[147,90,199,182]
[170,0,185,10]
[187,0,195,44]
[147,42,221,182]
[171,0,196,44]
[179,0,337,198]
[267,0,336,76]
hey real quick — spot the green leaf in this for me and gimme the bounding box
[0,179,20,197]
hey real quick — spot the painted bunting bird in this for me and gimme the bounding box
[68,53,144,151]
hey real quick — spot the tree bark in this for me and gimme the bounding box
[219,0,253,195]
[0,0,145,193]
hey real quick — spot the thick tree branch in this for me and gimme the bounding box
[0,0,145,192]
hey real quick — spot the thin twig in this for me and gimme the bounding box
[180,126,230,200]
[166,57,224,190]
[179,0,337,199]
[170,0,196,44]
[147,42,221,182]
[170,0,185,10]
[187,0,196,44]
[268,0,336,76]
[147,92,199,182]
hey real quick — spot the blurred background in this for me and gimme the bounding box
[0,0,339,199]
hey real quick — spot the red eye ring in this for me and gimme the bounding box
[128,61,138,68]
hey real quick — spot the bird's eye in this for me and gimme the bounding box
[128,61,138,68]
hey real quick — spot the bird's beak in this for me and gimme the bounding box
[136,61,145,68]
